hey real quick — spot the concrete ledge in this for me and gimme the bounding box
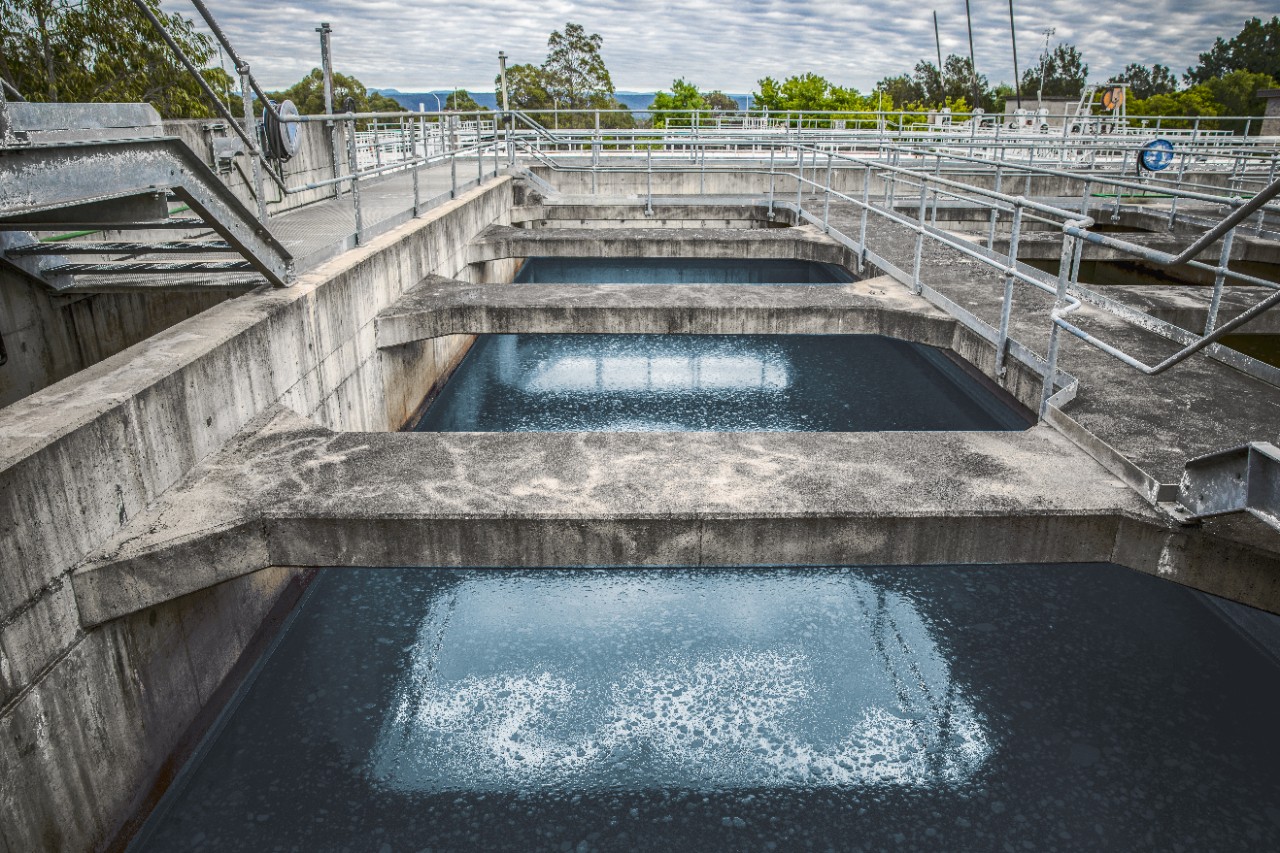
[374,274,957,348]
[73,405,1195,625]
[467,224,854,266]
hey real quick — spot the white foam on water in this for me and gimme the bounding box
[373,628,989,792]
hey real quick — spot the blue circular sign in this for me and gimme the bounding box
[1140,138,1175,171]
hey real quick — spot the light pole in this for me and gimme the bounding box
[1037,27,1055,109]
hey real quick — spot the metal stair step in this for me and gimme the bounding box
[6,240,234,256]
[45,260,257,275]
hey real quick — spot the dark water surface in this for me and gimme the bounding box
[514,257,855,285]
[413,334,1030,432]
[131,564,1280,852]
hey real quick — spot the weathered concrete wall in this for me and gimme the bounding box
[0,178,512,852]
[529,162,1235,201]
[0,268,237,408]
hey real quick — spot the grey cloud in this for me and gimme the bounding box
[188,0,1277,92]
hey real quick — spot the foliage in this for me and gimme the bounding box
[496,23,633,128]
[704,91,738,111]
[1116,63,1177,100]
[877,55,1000,112]
[1126,87,1220,129]
[1021,43,1088,98]
[649,78,705,127]
[648,79,743,127]
[1186,16,1280,84]
[753,73,880,126]
[1201,70,1278,123]
[265,69,402,116]
[444,89,485,112]
[0,0,230,118]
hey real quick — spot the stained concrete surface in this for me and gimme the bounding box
[375,275,957,349]
[72,404,1168,625]
[131,564,1280,852]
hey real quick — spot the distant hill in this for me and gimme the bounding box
[370,89,751,115]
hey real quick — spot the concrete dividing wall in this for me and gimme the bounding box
[0,178,513,852]
[0,269,238,409]
[529,162,1235,202]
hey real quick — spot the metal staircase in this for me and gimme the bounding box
[0,102,293,292]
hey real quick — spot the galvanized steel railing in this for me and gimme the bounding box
[506,123,1280,410]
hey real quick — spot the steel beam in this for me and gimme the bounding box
[1178,442,1280,532]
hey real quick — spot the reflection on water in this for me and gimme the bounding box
[515,257,856,285]
[372,573,988,793]
[130,565,1280,852]
[414,334,1031,432]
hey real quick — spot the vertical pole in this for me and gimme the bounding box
[1008,0,1022,109]
[995,204,1023,375]
[768,146,776,219]
[317,22,340,198]
[988,165,1002,248]
[912,178,928,294]
[964,0,980,108]
[451,147,458,198]
[646,146,653,216]
[796,146,805,216]
[1112,148,1129,221]
[1204,227,1237,335]
[858,164,871,272]
[593,109,600,167]
[823,152,833,232]
[1040,233,1076,416]
[238,66,268,223]
[498,50,512,165]
[408,118,420,216]
[1259,157,1277,235]
[372,119,382,169]
[934,11,944,96]
[477,118,484,185]
[1168,151,1188,229]
[344,115,363,242]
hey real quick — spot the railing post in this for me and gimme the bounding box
[343,115,363,243]
[767,147,776,219]
[477,125,484,185]
[1168,151,1188,229]
[408,117,420,216]
[987,165,1003,249]
[795,146,805,216]
[995,204,1024,376]
[822,152,833,233]
[1040,233,1077,417]
[238,65,269,224]
[1204,226,1237,335]
[451,147,457,198]
[1260,156,1277,235]
[858,164,871,272]
[646,146,653,217]
[930,152,942,225]
[593,110,600,167]
[1112,148,1130,222]
[912,178,927,294]
[372,120,383,169]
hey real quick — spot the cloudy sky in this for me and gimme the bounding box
[196,0,1275,93]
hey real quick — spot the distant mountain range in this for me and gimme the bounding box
[369,89,752,114]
